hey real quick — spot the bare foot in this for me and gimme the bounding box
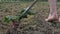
[45,15,59,22]
[58,17,60,22]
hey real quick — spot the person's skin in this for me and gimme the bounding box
[45,0,60,22]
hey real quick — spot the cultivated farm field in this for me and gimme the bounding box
[0,2,60,34]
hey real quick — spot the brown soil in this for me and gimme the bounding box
[0,2,60,34]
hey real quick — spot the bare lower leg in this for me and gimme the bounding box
[45,0,59,22]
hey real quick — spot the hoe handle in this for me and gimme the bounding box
[19,0,38,20]
[26,0,38,11]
